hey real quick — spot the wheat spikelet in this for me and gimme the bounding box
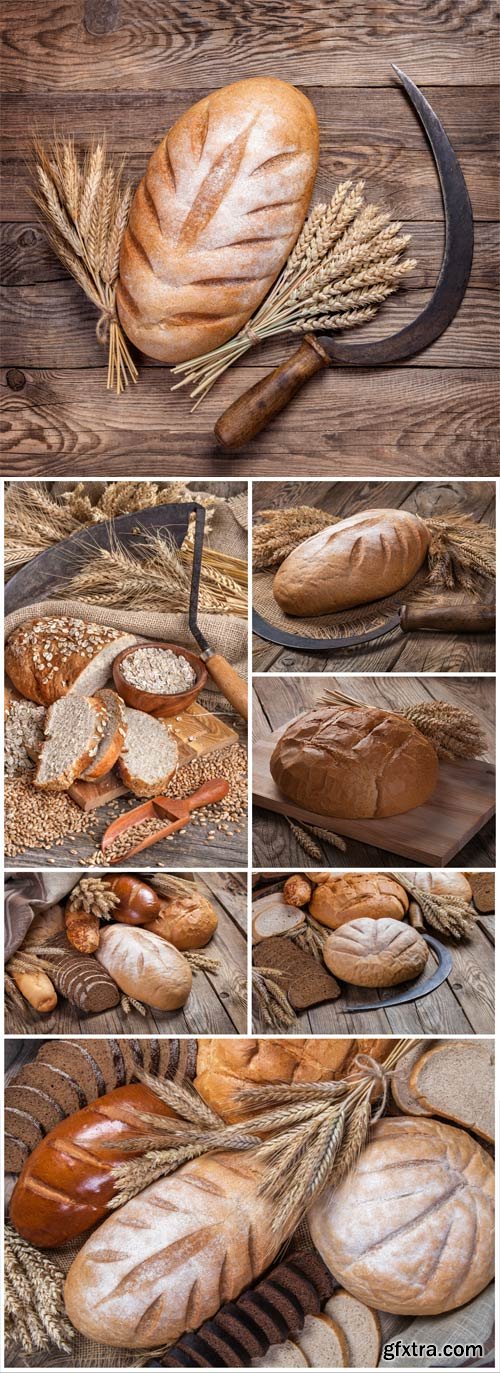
[5,1224,74,1356]
[405,701,487,761]
[253,505,334,569]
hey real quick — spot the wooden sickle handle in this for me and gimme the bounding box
[205,653,248,721]
[400,603,495,634]
[214,336,329,449]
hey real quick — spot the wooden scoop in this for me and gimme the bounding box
[101,779,229,863]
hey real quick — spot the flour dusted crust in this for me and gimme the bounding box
[96,926,192,1010]
[273,508,430,616]
[194,1037,390,1122]
[5,617,137,706]
[308,1117,494,1315]
[117,77,319,363]
[64,1153,277,1347]
[145,893,218,950]
[309,873,409,928]
[323,917,428,987]
[412,870,473,902]
[270,703,439,820]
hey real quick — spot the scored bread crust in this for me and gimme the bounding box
[323,917,428,988]
[273,508,430,616]
[82,689,128,780]
[116,77,319,364]
[309,872,409,929]
[194,1037,391,1122]
[34,695,107,791]
[5,617,136,706]
[270,703,439,820]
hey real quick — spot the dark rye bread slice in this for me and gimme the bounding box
[48,949,121,1012]
[5,1105,44,1153]
[17,1060,87,1114]
[5,1133,31,1174]
[5,1083,66,1134]
[253,935,341,1010]
[36,1040,105,1103]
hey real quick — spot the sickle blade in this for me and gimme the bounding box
[338,933,453,1013]
[252,608,401,651]
[323,67,474,366]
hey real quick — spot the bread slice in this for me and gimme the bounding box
[66,632,137,697]
[391,1041,431,1116]
[296,1313,349,1367]
[252,895,305,943]
[409,1039,494,1143]
[325,1291,381,1368]
[34,694,107,790]
[117,706,178,797]
[252,1342,310,1367]
[81,689,127,780]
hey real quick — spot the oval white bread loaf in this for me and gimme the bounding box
[64,1154,277,1347]
[412,870,473,902]
[270,703,439,819]
[117,77,319,364]
[309,873,409,929]
[323,917,428,987]
[273,508,430,616]
[308,1117,494,1314]
[96,926,192,1010]
[5,617,137,706]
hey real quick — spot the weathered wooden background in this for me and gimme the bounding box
[1,0,498,476]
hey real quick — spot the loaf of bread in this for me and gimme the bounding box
[270,703,439,819]
[309,1117,494,1314]
[9,1084,175,1247]
[96,925,192,1009]
[107,874,162,925]
[117,77,319,364]
[195,1037,391,1122]
[273,509,430,616]
[412,870,473,902]
[64,1154,277,1347]
[5,617,137,706]
[309,873,409,928]
[145,892,218,949]
[323,917,428,987]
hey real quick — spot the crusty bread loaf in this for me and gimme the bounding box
[324,1291,381,1368]
[309,872,409,929]
[408,1039,494,1143]
[323,917,428,987]
[34,694,107,790]
[96,925,192,1010]
[5,617,137,706]
[270,703,439,819]
[117,706,178,796]
[81,688,128,780]
[64,1154,277,1347]
[145,892,218,949]
[273,508,430,616]
[117,77,319,365]
[309,1117,494,1315]
[195,1037,390,1122]
[412,870,473,902]
[9,1084,176,1247]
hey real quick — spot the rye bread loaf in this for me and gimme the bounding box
[117,706,178,796]
[96,925,192,1009]
[273,508,430,616]
[408,1039,494,1143]
[64,1154,278,1347]
[308,1117,494,1315]
[309,872,409,929]
[117,77,319,365]
[5,617,137,706]
[323,917,428,987]
[34,694,107,790]
[81,688,128,780]
[324,1290,381,1368]
[270,703,439,819]
[195,1037,390,1122]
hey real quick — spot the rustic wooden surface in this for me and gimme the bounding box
[251,878,494,1034]
[252,478,496,673]
[5,872,249,1035]
[1,1,498,475]
[252,674,496,868]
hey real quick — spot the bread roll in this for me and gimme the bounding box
[96,926,192,1009]
[270,703,439,819]
[282,875,312,907]
[117,78,319,365]
[195,1037,391,1122]
[107,875,162,925]
[11,968,57,1013]
[309,873,409,929]
[309,1117,494,1314]
[273,509,430,616]
[323,917,428,987]
[64,1154,277,1347]
[5,617,136,706]
[145,893,218,950]
[412,870,473,902]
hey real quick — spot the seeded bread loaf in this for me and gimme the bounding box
[309,873,409,929]
[96,925,192,1009]
[145,892,218,949]
[195,1037,390,1122]
[270,703,439,819]
[81,688,128,780]
[323,917,428,987]
[117,77,319,365]
[117,706,178,796]
[273,508,430,616]
[34,694,107,790]
[5,617,137,706]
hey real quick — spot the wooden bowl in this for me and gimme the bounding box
[112,642,207,718]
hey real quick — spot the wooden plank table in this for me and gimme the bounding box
[251,878,494,1034]
[252,478,496,673]
[5,872,248,1035]
[1,2,498,476]
[252,674,496,868]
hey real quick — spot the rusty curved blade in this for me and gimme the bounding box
[253,607,401,651]
[339,933,453,1013]
[318,67,474,366]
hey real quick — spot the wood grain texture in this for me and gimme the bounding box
[0,2,498,474]
[252,478,496,673]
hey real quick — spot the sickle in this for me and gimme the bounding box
[215,67,474,448]
[337,932,453,1014]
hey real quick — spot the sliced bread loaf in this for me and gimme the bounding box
[296,1313,349,1367]
[252,894,305,943]
[325,1291,381,1368]
[409,1039,494,1143]
[34,694,107,790]
[81,688,128,780]
[5,617,137,705]
[253,1342,309,1367]
[117,706,178,797]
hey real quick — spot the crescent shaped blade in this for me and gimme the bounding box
[339,933,454,1013]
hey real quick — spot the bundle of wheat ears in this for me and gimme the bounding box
[5,1223,73,1357]
[391,872,477,939]
[319,686,487,762]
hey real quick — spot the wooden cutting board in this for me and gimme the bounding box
[253,732,495,865]
[69,702,238,811]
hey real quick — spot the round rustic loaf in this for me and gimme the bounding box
[308,1117,494,1315]
[412,870,473,902]
[272,509,430,616]
[270,703,439,819]
[323,917,428,987]
[96,926,192,1010]
[195,1037,390,1122]
[117,77,319,364]
[5,617,137,706]
[145,892,218,949]
[309,873,409,929]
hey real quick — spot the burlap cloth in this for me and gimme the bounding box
[253,563,433,642]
